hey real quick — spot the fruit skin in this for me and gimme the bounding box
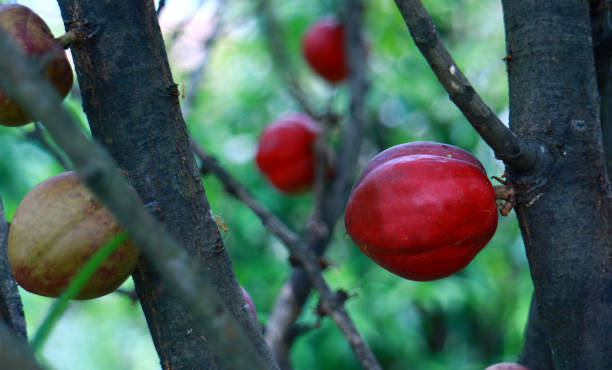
[345,142,498,281]
[240,285,258,320]
[302,17,347,83]
[0,4,73,126]
[8,171,139,299]
[255,113,321,193]
[485,363,530,370]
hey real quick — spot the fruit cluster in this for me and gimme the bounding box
[254,16,499,281]
[255,16,350,192]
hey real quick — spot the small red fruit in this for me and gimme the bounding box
[345,141,498,281]
[0,4,73,126]
[240,285,258,320]
[302,17,348,83]
[8,172,139,299]
[485,363,530,370]
[255,113,321,193]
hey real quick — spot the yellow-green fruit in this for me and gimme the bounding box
[8,172,139,299]
[0,4,73,126]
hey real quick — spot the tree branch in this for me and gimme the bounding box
[192,142,381,370]
[180,3,224,122]
[156,0,166,16]
[0,27,277,370]
[592,0,612,175]
[256,0,320,119]
[501,0,612,368]
[54,1,277,368]
[192,141,301,248]
[0,196,27,342]
[393,0,536,171]
[518,294,553,370]
[0,322,42,370]
[26,122,72,170]
[263,1,370,366]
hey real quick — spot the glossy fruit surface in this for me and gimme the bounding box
[0,4,73,126]
[8,172,139,299]
[345,142,498,281]
[255,113,321,193]
[302,17,347,83]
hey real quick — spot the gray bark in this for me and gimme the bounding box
[501,1,612,368]
[55,1,277,368]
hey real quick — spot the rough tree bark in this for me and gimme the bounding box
[593,0,612,174]
[501,1,612,368]
[55,1,277,368]
[0,197,27,342]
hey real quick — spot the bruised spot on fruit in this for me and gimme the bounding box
[345,142,498,281]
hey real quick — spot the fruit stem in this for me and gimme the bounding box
[56,30,79,49]
[493,184,516,216]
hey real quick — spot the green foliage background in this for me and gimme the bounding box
[0,0,532,369]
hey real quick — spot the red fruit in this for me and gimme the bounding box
[240,285,258,320]
[485,363,530,370]
[255,113,321,193]
[0,4,73,126]
[302,17,348,83]
[8,172,139,299]
[345,142,498,281]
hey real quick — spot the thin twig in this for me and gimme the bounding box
[26,123,72,170]
[256,0,320,119]
[182,0,377,366]
[181,3,224,121]
[0,27,276,370]
[393,0,536,171]
[192,141,381,369]
[0,197,27,342]
[193,141,301,247]
[264,1,370,365]
[156,0,166,16]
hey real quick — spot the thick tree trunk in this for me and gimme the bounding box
[501,1,612,368]
[55,1,276,368]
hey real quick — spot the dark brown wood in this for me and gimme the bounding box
[0,23,277,370]
[393,0,537,171]
[501,1,612,368]
[0,197,27,342]
[519,295,553,370]
[53,1,277,368]
[592,1,612,174]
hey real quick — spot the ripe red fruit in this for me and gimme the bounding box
[255,113,321,193]
[0,4,73,126]
[8,172,139,299]
[345,141,498,281]
[302,17,348,83]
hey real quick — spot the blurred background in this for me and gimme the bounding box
[0,0,532,369]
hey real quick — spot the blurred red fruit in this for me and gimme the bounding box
[255,113,321,193]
